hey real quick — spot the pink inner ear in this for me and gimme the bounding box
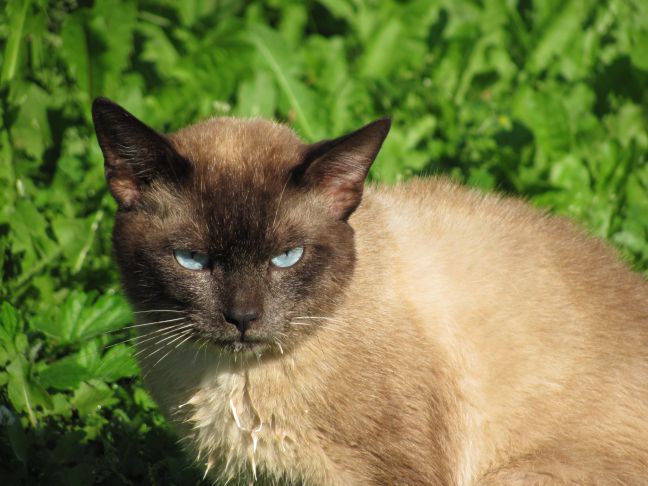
[320,179,364,219]
[109,170,141,208]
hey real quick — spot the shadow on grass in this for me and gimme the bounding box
[0,396,212,486]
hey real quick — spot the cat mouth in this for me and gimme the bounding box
[207,334,277,353]
[228,340,269,353]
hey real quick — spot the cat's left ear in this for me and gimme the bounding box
[92,97,189,209]
[295,118,391,220]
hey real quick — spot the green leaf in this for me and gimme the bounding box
[52,217,93,264]
[6,357,52,425]
[72,380,115,417]
[316,0,356,25]
[549,155,591,191]
[52,210,104,273]
[89,0,138,94]
[45,393,74,419]
[512,87,571,165]
[467,168,496,190]
[0,0,31,86]
[9,82,53,159]
[30,290,86,341]
[73,293,132,341]
[526,0,596,74]
[0,348,9,370]
[247,25,322,140]
[39,355,90,390]
[235,70,277,118]
[358,18,403,79]
[31,292,131,344]
[0,302,21,350]
[92,344,139,382]
[133,386,157,410]
[137,23,180,81]
[624,0,648,70]
[60,11,91,96]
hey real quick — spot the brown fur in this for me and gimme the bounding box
[92,98,648,485]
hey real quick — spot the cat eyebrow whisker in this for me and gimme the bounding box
[271,176,291,235]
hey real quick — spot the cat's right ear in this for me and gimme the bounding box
[92,97,188,209]
[295,118,391,220]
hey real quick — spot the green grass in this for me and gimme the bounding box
[1,0,647,484]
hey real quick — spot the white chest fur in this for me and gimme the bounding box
[185,370,301,482]
[148,348,342,485]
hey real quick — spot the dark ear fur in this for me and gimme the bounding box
[92,97,189,208]
[294,118,391,220]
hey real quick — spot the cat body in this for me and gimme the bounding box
[93,98,648,485]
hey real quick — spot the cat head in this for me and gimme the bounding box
[92,98,390,355]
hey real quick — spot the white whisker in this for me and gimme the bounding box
[174,333,194,349]
[271,176,291,234]
[134,322,194,346]
[133,309,186,314]
[134,327,193,359]
[103,321,189,349]
[273,337,284,355]
[143,330,194,378]
[105,316,187,334]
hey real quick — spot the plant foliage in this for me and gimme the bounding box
[1,0,647,483]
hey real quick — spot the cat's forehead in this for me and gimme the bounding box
[152,118,317,258]
[168,117,304,173]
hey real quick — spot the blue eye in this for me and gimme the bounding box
[271,247,304,268]
[174,250,210,270]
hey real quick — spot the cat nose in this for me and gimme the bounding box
[223,309,259,335]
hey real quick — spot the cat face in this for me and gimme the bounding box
[93,98,390,354]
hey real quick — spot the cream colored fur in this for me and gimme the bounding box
[140,177,648,485]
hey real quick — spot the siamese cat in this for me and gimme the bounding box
[92,97,648,485]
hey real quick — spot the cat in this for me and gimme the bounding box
[92,97,648,485]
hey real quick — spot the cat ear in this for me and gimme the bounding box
[295,118,391,220]
[92,97,188,208]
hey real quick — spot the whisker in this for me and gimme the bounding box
[133,309,186,314]
[138,320,193,336]
[271,176,291,235]
[103,322,189,349]
[201,339,209,361]
[126,322,194,348]
[174,333,194,349]
[104,316,187,334]
[143,330,194,379]
[273,337,284,355]
[134,328,193,360]
[191,339,201,363]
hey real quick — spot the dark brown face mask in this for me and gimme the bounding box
[92,97,391,354]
